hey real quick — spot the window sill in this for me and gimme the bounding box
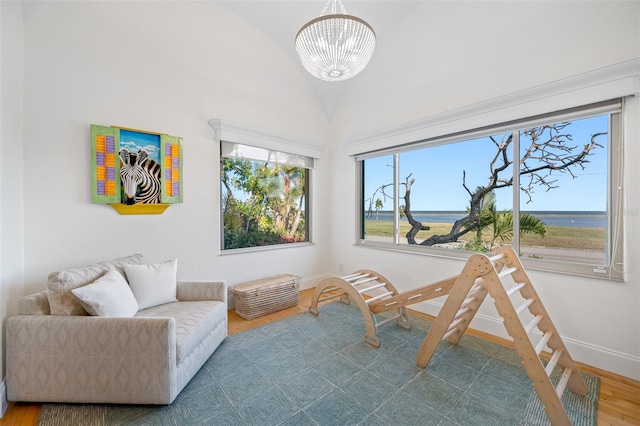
[354,241,624,282]
[220,241,315,256]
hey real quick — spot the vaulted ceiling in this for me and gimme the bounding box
[218,1,424,118]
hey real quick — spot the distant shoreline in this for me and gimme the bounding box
[367,211,607,229]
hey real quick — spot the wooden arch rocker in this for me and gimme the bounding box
[309,269,457,347]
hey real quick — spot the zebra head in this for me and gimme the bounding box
[119,148,161,205]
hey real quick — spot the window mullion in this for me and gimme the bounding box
[394,153,400,245]
[512,131,521,252]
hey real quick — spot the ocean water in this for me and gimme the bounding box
[368,211,607,228]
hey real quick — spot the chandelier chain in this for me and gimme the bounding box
[321,0,347,16]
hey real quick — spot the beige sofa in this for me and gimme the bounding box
[6,255,227,405]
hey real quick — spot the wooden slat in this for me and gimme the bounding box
[459,296,477,310]
[467,284,484,297]
[555,368,573,398]
[515,298,535,315]
[448,316,466,330]
[357,282,386,294]
[317,292,346,303]
[341,272,367,281]
[535,331,554,356]
[524,314,544,334]
[506,282,526,297]
[364,291,393,304]
[368,275,457,314]
[545,349,563,376]
[442,326,460,341]
[343,273,370,283]
[375,313,403,328]
[351,276,379,286]
[498,266,518,279]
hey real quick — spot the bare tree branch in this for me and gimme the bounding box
[365,183,394,218]
[403,176,431,244]
[366,123,606,247]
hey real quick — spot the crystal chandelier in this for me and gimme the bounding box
[295,0,376,82]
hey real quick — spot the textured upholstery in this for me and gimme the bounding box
[7,316,176,404]
[18,291,50,315]
[7,280,227,405]
[47,254,144,316]
[137,300,226,364]
[177,280,227,302]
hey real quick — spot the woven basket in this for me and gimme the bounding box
[231,274,301,320]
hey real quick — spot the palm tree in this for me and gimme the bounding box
[468,188,547,250]
[463,187,496,251]
[490,210,547,248]
[375,198,383,220]
[474,188,496,240]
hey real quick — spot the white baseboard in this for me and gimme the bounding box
[413,300,640,381]
[0,381,8,418]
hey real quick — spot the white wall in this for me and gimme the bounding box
[20,1,331,298]
[332,1,640,141]
[0,0,25,416]
[328,1,640,379]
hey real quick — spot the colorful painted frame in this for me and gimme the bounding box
[91,125,183,212]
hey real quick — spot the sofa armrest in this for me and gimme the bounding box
[7,315,177,404]
[18,291,50,315]
[177,281,227,304]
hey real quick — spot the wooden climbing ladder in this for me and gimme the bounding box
[416,247,588,426]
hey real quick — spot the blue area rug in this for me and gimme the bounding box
[38,302,599,425]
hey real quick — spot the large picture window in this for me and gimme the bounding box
[221,142,311,251]
[358,100,624,280]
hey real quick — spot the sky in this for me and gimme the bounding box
[120,129,161,163]
[364,114,609,212]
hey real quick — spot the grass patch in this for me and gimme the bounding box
[364,220,605,251]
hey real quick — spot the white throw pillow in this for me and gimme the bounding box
[124,258,178,310]
[71,269,139,317]
[47,253,144,316]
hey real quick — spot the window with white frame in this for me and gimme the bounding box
[357,100,624,280]
[221,142,312,250]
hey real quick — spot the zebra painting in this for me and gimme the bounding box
[119,148,161,205]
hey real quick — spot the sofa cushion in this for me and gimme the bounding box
[124,259,178,310]
[71,269,139,317]
[47,254,144,316]
[136,300,226,364]
[18,291,50,315]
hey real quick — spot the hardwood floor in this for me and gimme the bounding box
[2,288,638,425]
